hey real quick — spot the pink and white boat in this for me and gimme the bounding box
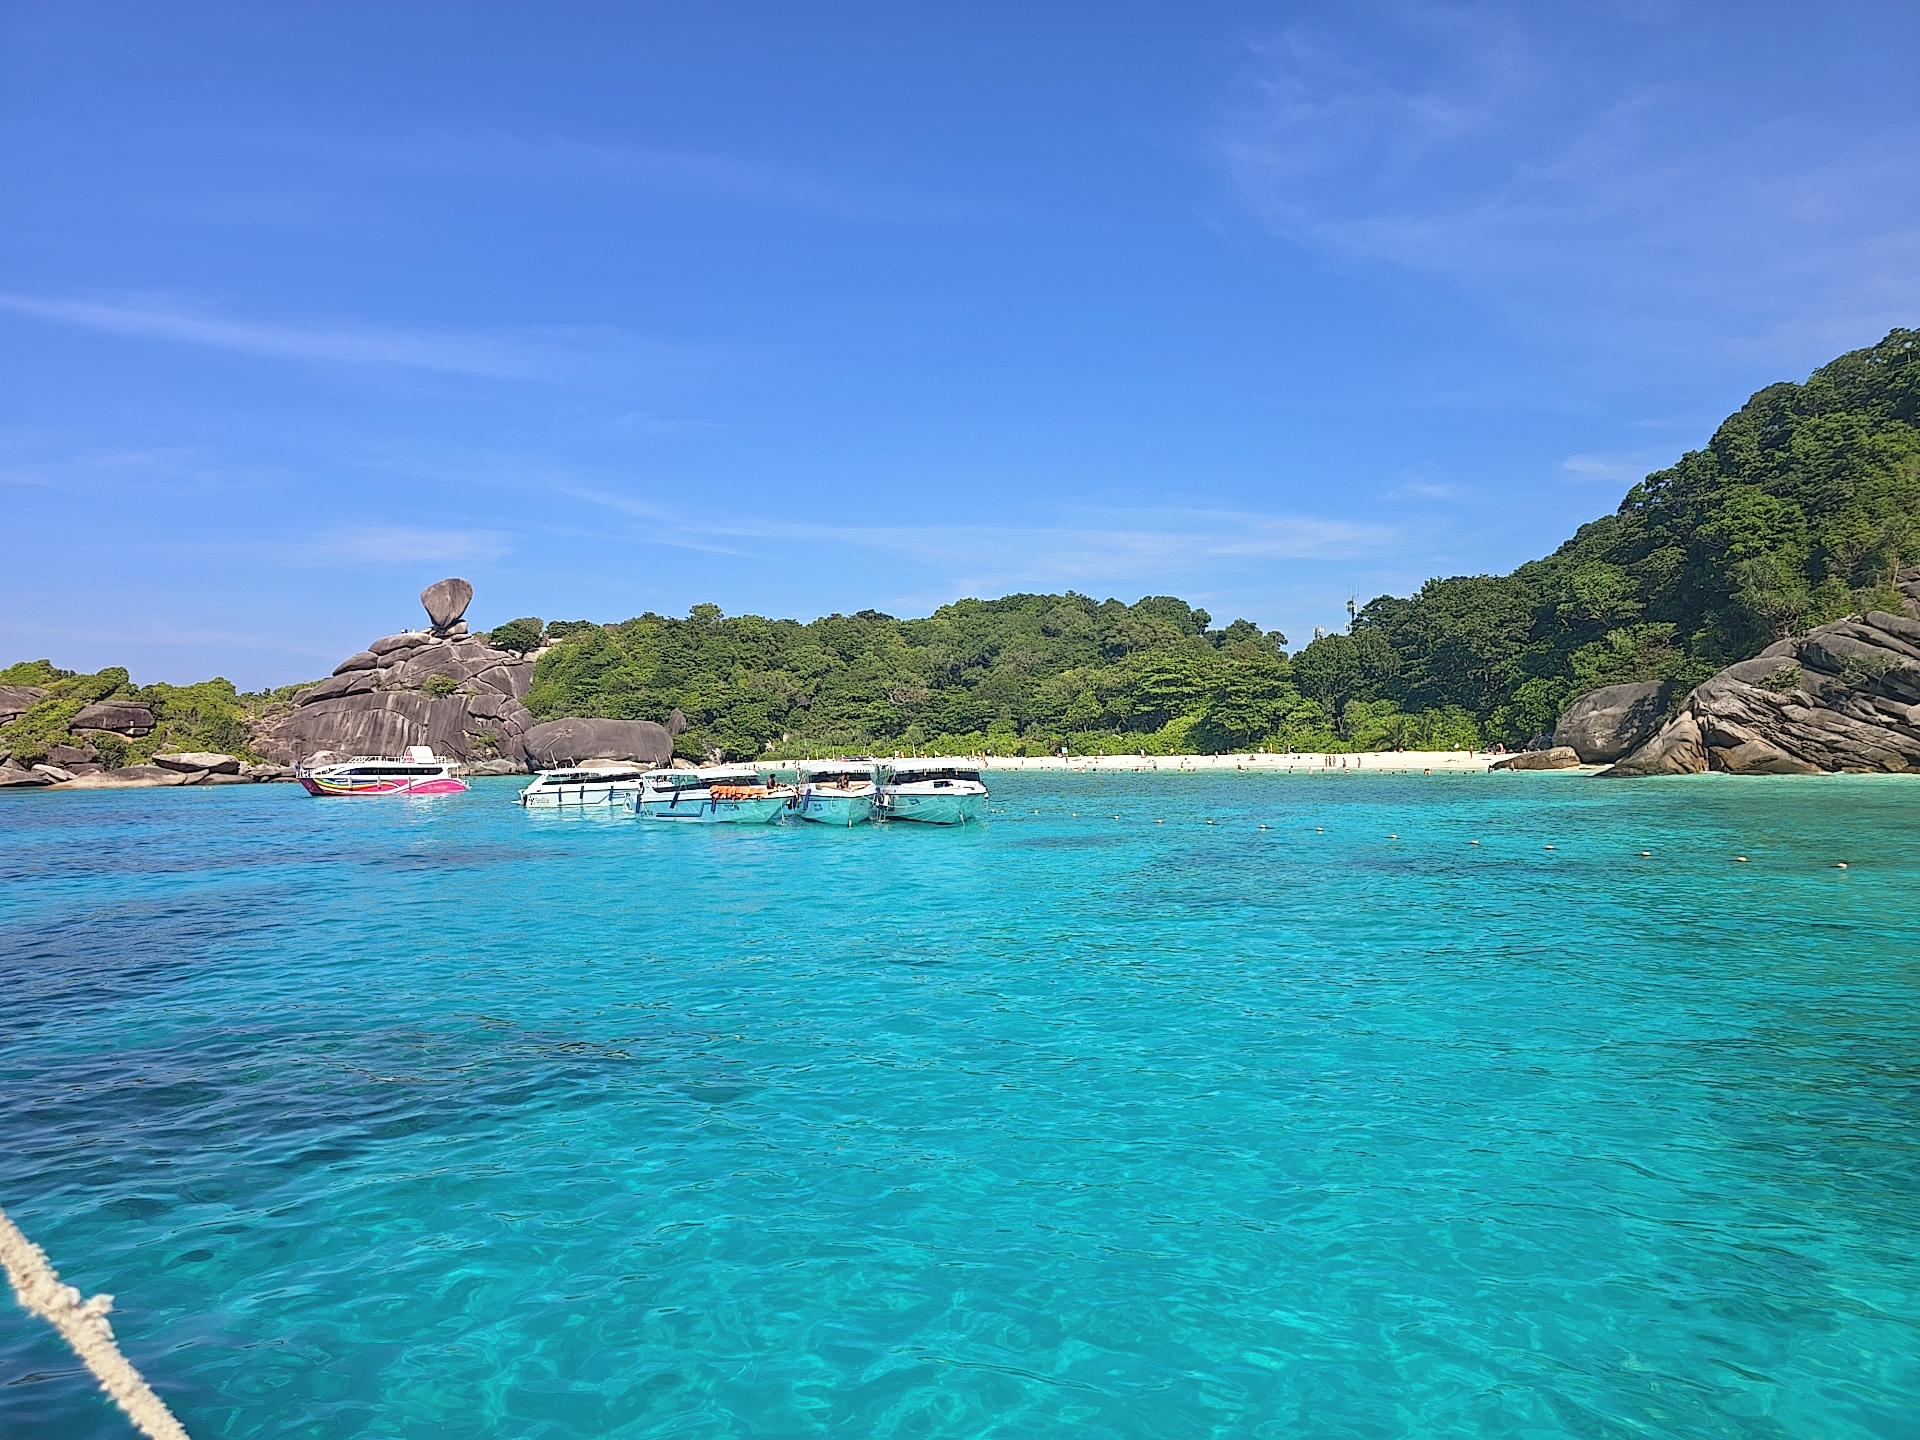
[297,745,468,797]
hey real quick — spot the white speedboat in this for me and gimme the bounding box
[794,760,878,826]
[632,764,796,823]
[297,745,467,797]
[877,760,988,824]
[515,764,649,808]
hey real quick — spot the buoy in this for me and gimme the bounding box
[1315,827,1323,833]
[1835,862,1848,869]
[1735,856,1748,863]
[1640,851,1651,857]
[1388,834,1398,840]
[1470,840,1480,845]
[1206,819,1215,825]
[1259,823,1268,830]
[1544,845,1555,851]
[1156,819,1164,824]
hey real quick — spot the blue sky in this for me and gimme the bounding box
[4,2,1919,688]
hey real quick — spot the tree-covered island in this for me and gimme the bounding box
[4,328,1915,765]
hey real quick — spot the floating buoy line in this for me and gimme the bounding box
[1006,814,1858,867]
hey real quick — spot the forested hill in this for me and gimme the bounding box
[1295,327,1920,739]
[517,327,1919,760]
[13,332,1911,764]
[517,597,1338,760]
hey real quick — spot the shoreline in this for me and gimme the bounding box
[964,750,1566,774]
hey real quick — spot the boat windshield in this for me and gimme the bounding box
[342,765,443,776]
[890,769,981,784]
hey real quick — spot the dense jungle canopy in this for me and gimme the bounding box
[7,329,1915,762]
[517,327,1920,759]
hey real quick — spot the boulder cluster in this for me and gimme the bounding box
[2,753,297,790]
[251,578,678,771]
[5,579,683,787]
[1547,566,1920,777]
[252,579,543,768]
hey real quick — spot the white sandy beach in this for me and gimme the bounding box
[968,751,1586,774]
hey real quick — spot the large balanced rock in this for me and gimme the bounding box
[250,610,540,768]
[69,700,155,736]
[244,581,685,770]
[523,717,674,768]
[1491,746,1583,771]
[0,684,46,725]
[1553,681,1670,763]
[420,577,474,634]
[1604,571,1920,776]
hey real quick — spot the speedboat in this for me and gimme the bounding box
[631,764,796,823]
[515,764,649,808]
[877,760,988,824]
[794,760,878,826]
[297,745,467,797]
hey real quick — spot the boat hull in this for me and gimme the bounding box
[881,790,986,824]
[635,794,791,824]
[519,785,640,808]
[796,791,876,826]
[299,775,467,797]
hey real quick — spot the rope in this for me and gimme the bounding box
[0,1205,191,1440]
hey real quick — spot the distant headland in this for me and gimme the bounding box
[4,329,1919,787]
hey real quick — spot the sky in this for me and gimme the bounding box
[4,1,1919,688]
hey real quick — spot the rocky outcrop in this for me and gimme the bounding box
[47,742,99,767]
[1553,681,1670,763]
[461,758,527,776]
[154,751,242,775]
[420,577,474,633]
[249,579,540,768]
[1491,746,1583,771]
[254,650,537,767]
[523,717,675,768]
[68,700,155,736]
[1603,568,1920,776]
[0,763,52,787]
[0,685,46,725]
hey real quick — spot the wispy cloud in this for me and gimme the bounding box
[1213,4,1920,352]
[322,525,514,564]
[344,127,984,226]
[0,613,336,661]
[1560,451,1665,484]
[0,293,664,380]
[1387,475,1460,500]
[556,484,1391,584]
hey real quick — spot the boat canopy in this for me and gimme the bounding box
[799,759,877,779]
[884,764,983,784]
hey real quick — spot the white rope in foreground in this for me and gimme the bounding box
[0,1205,191,1440]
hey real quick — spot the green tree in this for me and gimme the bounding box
[487,617,545,655]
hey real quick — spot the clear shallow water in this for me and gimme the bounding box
[2,773,1917,1440]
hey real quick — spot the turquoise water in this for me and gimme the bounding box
[2,773,1918,1439]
